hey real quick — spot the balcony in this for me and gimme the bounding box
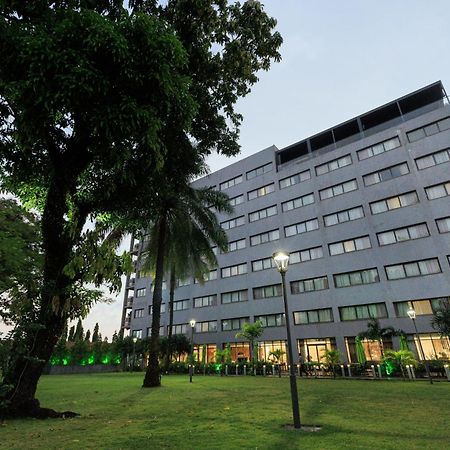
[124,317,131,329]
[128,278,135,289]
[126,296,134,308]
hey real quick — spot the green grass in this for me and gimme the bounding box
[2,374,449,450]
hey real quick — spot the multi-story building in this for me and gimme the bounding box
[121,81,450,364]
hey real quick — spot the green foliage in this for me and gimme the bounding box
[73,319,84,341]
[92,323,100,342]
[383,350,418,368]
[431,300,450,337]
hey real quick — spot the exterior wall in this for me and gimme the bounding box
[123,86,450,363]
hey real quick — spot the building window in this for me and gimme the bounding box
[333,268,379,288]
[339,303,388,321]
[247,183,275,201]
[222,317,248,331]
[219,174,243,191]
[253,284,282,299]
[436,217,450,233]
[291,276,328,294]
[394,297,450,317]
[416,148,450,170]
[132,329,143,339]
[229,194,244,206]
[173,299,190,311]
[319,179,358,200]
[290,246,323,264]
[147,327,165,337]
[172,323,187,334]
[324,205,364,227]
[329,236,371,256]
[252,256,276,272]
[407,116,450,143]
[284,218,319,238]
[425,181,450,200]
[221,290,248,304]
[255,313,285,327]
[193,295,217,308]
[279,169,311,189]
[246,162,273,180]
[370,191,419,215]
[176,278,190,287]
[385,258,441,280]
[281,193,314,212]
[315,154,352,176]
[221,215,245,230]
[149,303,166,315]
[377,223,430,246]
[134,308,144,318]
[225,238,246,252]
[357,136,401,160]
[363,162,409,186]
[250,229,279,246]
[248,205,277,222]
[293,308,333,325]
[195,320,217,333]
[194,270,218,284]
[136,288,146,298]
[221,263,247,278]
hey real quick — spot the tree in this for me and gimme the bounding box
[269,349,285,378]
[142,182,231,380]
[92,323,100,343]
[0,3,196,418]
[383,350,418,379]
[67,326,75,343]
[320,349,341,378]
[73,319,84,342]
[84,330,91,343]
[358,319,397,358]
[431,300,450,337]
[0,199,42,301]
[235,321,264,370]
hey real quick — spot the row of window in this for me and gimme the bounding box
[135,216,449,296]
[217,117,450,209]
[222,186,448,251]
[133,297,450,337]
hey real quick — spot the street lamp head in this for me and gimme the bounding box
[132,337,138,343]
[407,307,416,320]
[272,251,289,273]
[189,319,196,328]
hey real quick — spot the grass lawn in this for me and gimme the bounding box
[1,373,450,450]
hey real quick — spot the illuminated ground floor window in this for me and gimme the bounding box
[298,338,335,363]
[258,340,287,363]
[413,333,450,360]
[227,342,250,362]
[193,344,217,363]
[345,337,393,363]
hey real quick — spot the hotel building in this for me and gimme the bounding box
[121,81,450,364]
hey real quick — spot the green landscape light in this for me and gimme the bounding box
[88,354,95,365]
[102,355,111,364]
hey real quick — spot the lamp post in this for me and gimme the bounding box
[132,336,137,372]
[407,307,433,384]
[189,319,196,383]
[273,251,301,429]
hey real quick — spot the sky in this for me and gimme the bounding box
[4,1,450,339]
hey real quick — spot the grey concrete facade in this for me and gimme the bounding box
[122,82,450,363]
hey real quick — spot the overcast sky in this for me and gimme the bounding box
[7,1,450,339]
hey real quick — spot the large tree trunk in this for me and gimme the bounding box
[143,215,167,387]
[2,154,89,418]
[164,267,176,373]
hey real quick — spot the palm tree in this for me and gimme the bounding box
[269,349,285,377]
[320,349,341,378]
[142,175,232,387]
[235,321,264,371]
[431,300,450,337]
[358,318,397,359]
[383,350,418,379]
